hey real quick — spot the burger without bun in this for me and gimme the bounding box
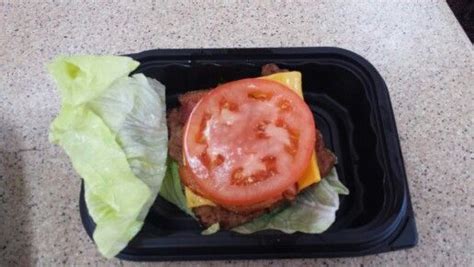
[167,64,337,229]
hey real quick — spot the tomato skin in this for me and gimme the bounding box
[183,78,315,207]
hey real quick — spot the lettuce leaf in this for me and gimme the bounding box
[48,55,139,107]
[48,55,168,258]
[88,73,168,221]
[160,160,193,216]
[202,223,220,235]
[161,159,349,235]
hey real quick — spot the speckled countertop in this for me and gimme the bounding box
[1,0,473,266]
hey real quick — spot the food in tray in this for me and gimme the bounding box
[48,56,348,258]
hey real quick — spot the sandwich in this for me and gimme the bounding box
[165,64,344,230]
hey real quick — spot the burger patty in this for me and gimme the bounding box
[192,205,266,229]
[166,64,337,229]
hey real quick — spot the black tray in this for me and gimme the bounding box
[79,47,417,261]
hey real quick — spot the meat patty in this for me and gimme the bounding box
[167,90,211,164]
[178,89,210,124]
[316,131,337,178]
[167,64,336,229]
[167,109,184,164]
[193,205,266,229]
[192,182,299,228]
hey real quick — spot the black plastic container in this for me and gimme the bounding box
[79,47,417,261]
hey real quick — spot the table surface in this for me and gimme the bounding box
[1,0,473,266]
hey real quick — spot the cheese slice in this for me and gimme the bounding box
[185,186,215,208]
[184,71,321,208]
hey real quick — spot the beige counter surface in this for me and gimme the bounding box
[1,0,473,266]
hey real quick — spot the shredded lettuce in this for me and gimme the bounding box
[160,159,349,235]
[48,55,168,258]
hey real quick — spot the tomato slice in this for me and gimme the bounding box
[183,78,315,207]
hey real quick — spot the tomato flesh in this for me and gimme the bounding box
[183,78,315,206]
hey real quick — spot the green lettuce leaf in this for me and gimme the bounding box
[48,55,139,107]
[160,160,193,216]
[48,55,168,258]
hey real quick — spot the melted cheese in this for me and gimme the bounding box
[185,186,215,207]
[185,71,321,208]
